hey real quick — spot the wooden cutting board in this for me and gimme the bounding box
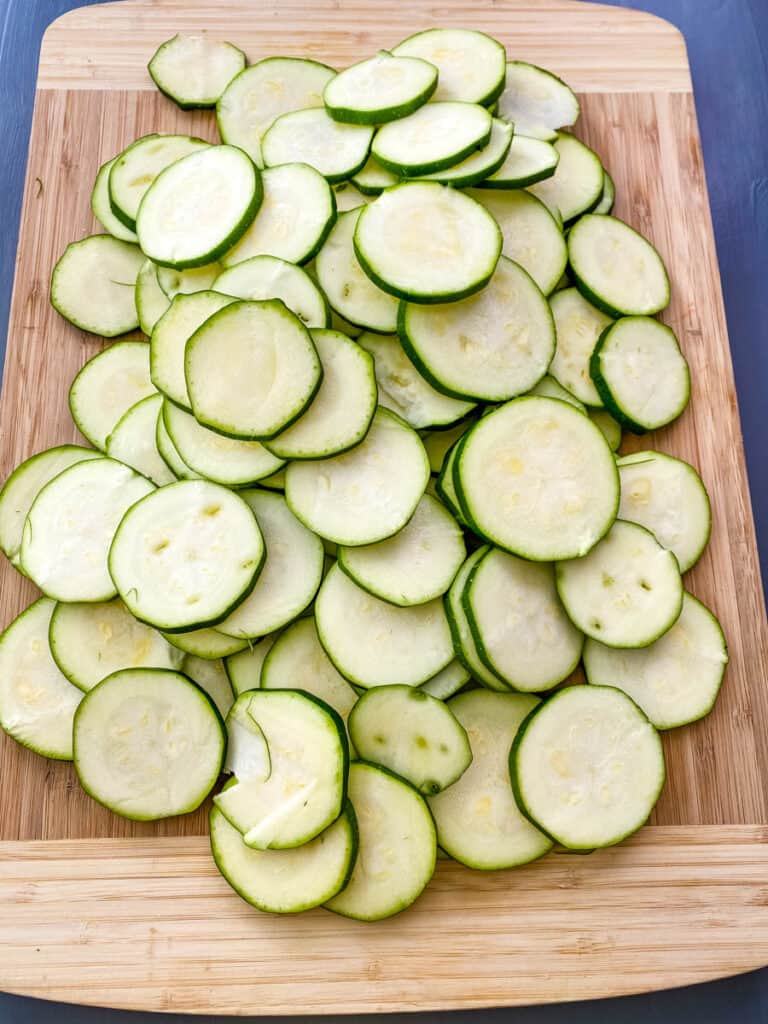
[1,0,767,1013]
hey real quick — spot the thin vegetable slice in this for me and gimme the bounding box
[148,34,246,109]
[51,235,144,336]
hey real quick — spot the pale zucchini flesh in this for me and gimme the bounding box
[479,134,559,189]
[528,133,604,224]
[549,286,613,407]
[135,258,171,336]
[419,659,471,700]
[163,627,248,660]
[106,393,176,486]
[371,101,492,177]
[156,263,221,299]
[415,119,513,188]
[69,341,156,452]
[225,634,277,695]
[323,50,438,125]
[262,107,373,184]
[91,157,139,242]
[392,28,506,106]
[181,654,235,719]
[496,61,580,139]
[213,256,329,328]
[51,235,144,336]
[527,373,586,411]
[148,34,246,109]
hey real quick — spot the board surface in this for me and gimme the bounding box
[0,0,767,1012]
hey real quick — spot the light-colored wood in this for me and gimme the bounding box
[38,0,692,93]
[1,828,767,1014]
[0,0,767,1011]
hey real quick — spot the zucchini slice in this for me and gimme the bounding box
[351,156,399,195]
[106,393,176,486]
[51,234,144,336]
[214,689,348,849]
[528,373,587,411]
[262,107,373,183]
[211,798,357,913]
[223,162,336,267]
[324,50,438,125]
[568,213,671,317]
[583,592,728,729]
[137,145,262,269]
[444,549,509,692]
[148,34,246,109]
[556,519,683,647]
[549,286,613,407]
[511,685,665,849]
[478,134,559,189]
[155,412,201,481]
[218,57,336,166]
[91,157,138,242]
[392,28,506,106]
[0,598,83,760]
[332,182,371,212]
[263,329,377,460]
[419,659,471,700]
[496,61,580,140]
[108,480,265,632]
[185,299,322,440]
[338,493,465,607]
[399,255,555,402]
[0,445,102,567]
[590,316,690,432]
[594,169,616,214]
[135,258,171,336]
[415,119,513,188]
[315,208,399,332]
[371,101,492,177]
[213,256,329,328]
[589,409,622,451]
[20,458,154,603]
[463,548,583,692]
[49,598,184,692]
[354,183,501,303]
[285,407,429,546]
[423,420,475,475]
[528,133,603,223]
[429,690,552,868]
[74,668,225,820]
[181,655,235,719]
[468,188,566,295]
[216,490,324,640]
[325,761,435,920]
[156,263,221,299]
[163,627,248,661]
[225,634,277,695]
[316,563,453,688]
[69,341,155,452]
[456,397,619,560]
[358,331,475,429]
[616,451,711,572]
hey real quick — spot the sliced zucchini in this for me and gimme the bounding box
[616,451,711,572]
[464,548,583,691]
[155,412,201,480]
[496,61,580,139]
[135,258,171,336]
[185,299,322,440]
[556,519,683,647]
[163,627,248,660]
[594,169,616,215]
[74,668,225,820]
[162,402,284,486]
[106,393,176,486]
[372,101,492,177]
[262,107,373,183]
[156,263,221,299]
[332,182,371,212]
[214,689,347,849]
[216,490,324,639]
[415,119,513,188]
[211,798,357,913]
[181,655,235,719]
[589,409,622,451]
[392,28,506,106]
[324,50,438,125]
[225,634,277,695]
[0,598,82,760]
[358,331,475,429]
[315,207,399,332]
[435,443,468,526]
[258,468,286,491]
[316,563,453,688]
[137,145,262,270]
[528,133,603,223]
[549,286,613,407]
[590,317,690,433]
[148,34,246,109]
[222,163,336,267]
[429,691,552,868]
[20,458,154,603]
[109,134,210,231]
[468,188,566,295]
[325,761,435,921]
[49,598,183,692]
[583,592,728,729]
[568,213,671,317]
[217,57,336,167]
[419,659,471,700]
[456,397,619,560]
[213,256,329,328]
[91,157,138,242]
[108,479,265,632]
[444,549,509,692]
[399,255,555,402]
[51,235,144,336]
[338,493,465,606]
[0,445,101,567]
[511,684,665,849]
[478,134,559,189]
[528,374,587,411]
[423,420,474,474]
[69,341,155,452]
[285,407,429,546]
[354,183,501,303]
[260,616,358,721]
[351,156,399,195]
[150,290,235,410]
[349,686,471,794]
[263,329,377,460]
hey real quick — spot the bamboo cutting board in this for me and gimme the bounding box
[1,0,767,1013]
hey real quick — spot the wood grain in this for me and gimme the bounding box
[0,0,767,1010]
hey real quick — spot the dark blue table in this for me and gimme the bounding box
[1,1,766,1021]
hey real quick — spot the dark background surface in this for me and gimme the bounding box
[0,0,766,1020]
